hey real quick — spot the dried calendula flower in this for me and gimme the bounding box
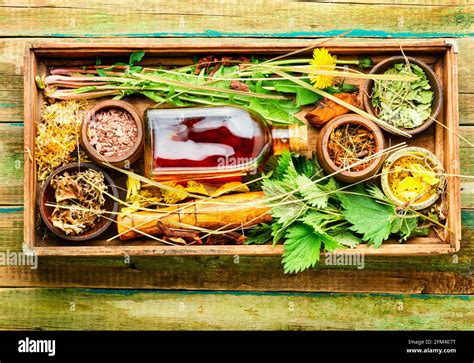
[122,174,162,214]
[36,100,88,181]
[161,181,188,204]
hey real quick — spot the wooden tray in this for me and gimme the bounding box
[23,39,461,257]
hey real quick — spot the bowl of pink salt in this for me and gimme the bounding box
[81,100,144,168]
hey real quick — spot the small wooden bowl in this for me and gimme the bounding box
[81,99,144,168]
[316,114,385,183]
[362,56,442,136]
[38,163,118,242]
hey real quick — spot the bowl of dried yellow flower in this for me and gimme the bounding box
[381,147,446,210]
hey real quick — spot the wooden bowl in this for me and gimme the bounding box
[38,163,118,241]
[316,114,385,183]
[362,56,442,136]
[81,99,144,168]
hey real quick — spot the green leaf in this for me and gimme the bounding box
[282,224,322,274]
[320,233,341,253]
[273,151,293,180]
[261,179,308,227]
[295,87,321,107]
[282,159,299,190]
[96,68,107,77]
[129,51,145,67]
[296,175,328,209]
[329,232,361,248]
[366,183,390,203]
[245,223,273,245]
[301,211,337,233]
[247,98,300,126]
[271,222,287,246]
[398,217,419,241]
[338,185,396,248]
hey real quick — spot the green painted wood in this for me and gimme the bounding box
[0,1,472,38]
[0,123,23,204]
[0,288,471,330]
[0,207,471,293]
[0,1,472,331]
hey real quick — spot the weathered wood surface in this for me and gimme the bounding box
[0,0,472,38]
[0,288,471,330]
[0,0,472,330]
[0,207,472,294]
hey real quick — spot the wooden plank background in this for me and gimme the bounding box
[0,0,472,330]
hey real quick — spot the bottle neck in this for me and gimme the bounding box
[271,124,309,155]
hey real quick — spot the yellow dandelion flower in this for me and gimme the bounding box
[310,48,337,89]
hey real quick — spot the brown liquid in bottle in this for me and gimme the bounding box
[146,106,307,181]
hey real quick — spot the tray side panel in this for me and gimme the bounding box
[444,45,461,252]
[23,44,38,254]
[26,40,460,257]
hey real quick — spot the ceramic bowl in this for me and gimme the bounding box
[38,162,118,241]
[316,113,385,183]
[362,56,442,136]
[81,99,144,168]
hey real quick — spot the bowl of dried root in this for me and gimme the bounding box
[38,163,118,241]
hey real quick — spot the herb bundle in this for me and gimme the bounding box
[39,50,415,131]
[247,151,430,273]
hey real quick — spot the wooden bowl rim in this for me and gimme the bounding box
[362,55,443,136]
[81,99,144,165]
[38,162,119,241]
[318,114,385,179]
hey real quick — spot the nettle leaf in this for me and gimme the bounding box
[261,179,308,226]
[329,232,361,248]
[282,159,299,190]
[271,222,287,246]
[282,223,342,273]
[282,224,322,274]
[301,211,336,233]
[293,153,323,179]
[338,185,396,248]
[273,151,293,180]
[366,183,390,202]
[398,217,419,241]
[296,175,328,208]
[245,223,273,245]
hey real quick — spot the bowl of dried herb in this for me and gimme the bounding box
[363,56,442,136]
[316,114,385,183]
[38,162,119,241]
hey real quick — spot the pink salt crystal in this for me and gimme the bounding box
[88,108,138,159]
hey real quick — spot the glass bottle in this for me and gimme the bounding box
[144,106,308,182]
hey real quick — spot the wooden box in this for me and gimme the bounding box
[23,39,460,257]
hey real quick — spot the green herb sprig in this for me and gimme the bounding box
[247,151,429,274]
